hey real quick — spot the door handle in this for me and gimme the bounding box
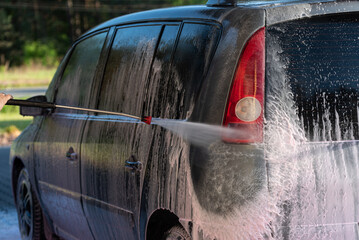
[66,147,78,161]
[125,155,142,173]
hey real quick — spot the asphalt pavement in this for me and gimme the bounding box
[0,147,21,239]
[0,146,14,211]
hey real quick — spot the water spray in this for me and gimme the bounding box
[6,99,152,125]
[6,99,257,147]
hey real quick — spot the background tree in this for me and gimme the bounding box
[0,8,23,69]
[0,0,204,68]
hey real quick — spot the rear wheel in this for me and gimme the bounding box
[162,224,191,240]
[16,169,44,240]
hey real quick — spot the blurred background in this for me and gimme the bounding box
[0,1,202,238]
[0,0,203,144]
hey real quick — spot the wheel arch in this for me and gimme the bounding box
[146,209,190,240]
[11,156,25,200]
[11,156,58,239]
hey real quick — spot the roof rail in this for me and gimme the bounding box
[206,0,237,7]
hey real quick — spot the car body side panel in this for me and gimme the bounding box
[12,2,359,240]
[34,116,90,239]
[10,118,41,199]
[81,20,224,240]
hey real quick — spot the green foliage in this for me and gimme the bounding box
[0,97,27,114]
[4,125,19,134]
[0,118,31,134]
[0,8,23,67]
[0,105,31,134]
[0,66,56,88]
[0,105,18,114]
[0,9,13,50]
[23,41,59,67]
[1,0,206,69]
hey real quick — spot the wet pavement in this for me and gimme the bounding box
[0,146,14,210]
[0,146,20,240]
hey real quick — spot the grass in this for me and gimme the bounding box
[0,65,52,142]
[0,65,56,88]
[0,106,32,134]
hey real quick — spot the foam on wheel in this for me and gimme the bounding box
[162,224,191,240]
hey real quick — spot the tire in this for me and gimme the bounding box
[15,169,44,240]
[162,224,191,240]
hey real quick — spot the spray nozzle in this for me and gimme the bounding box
[141,116,152,125]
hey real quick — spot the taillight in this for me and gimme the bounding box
[223,27,265,143]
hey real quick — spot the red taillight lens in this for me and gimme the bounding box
[223,27,265,143]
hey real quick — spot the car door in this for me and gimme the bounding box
[80,21,221,239]
[33,31,108,239]
[80,23,165,239]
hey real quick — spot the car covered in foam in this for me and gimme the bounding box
[10,0,359,239]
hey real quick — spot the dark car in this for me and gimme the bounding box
[10,0,359,239]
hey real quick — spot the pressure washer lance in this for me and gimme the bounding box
[6,99,152,125]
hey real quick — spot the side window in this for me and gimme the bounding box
[144,25,180,118]
[172,23,220,117]
[145,23,221,119]
[55,32,107,108]
[174,23,220,94]
[97,25,162,115]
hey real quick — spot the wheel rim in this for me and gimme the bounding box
[17,179,33,238]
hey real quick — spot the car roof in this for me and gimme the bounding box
[83,0,359,37]
[236,0,334,7]
[85,5,231,35]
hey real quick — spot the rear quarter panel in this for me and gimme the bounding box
[182,7,270,240]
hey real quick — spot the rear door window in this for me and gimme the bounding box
[97,25,162,115]
[143,24,180,118]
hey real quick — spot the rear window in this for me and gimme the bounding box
[267,14,359,141]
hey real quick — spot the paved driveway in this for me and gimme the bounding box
[0,146,13,210]
[0,146,20,240]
